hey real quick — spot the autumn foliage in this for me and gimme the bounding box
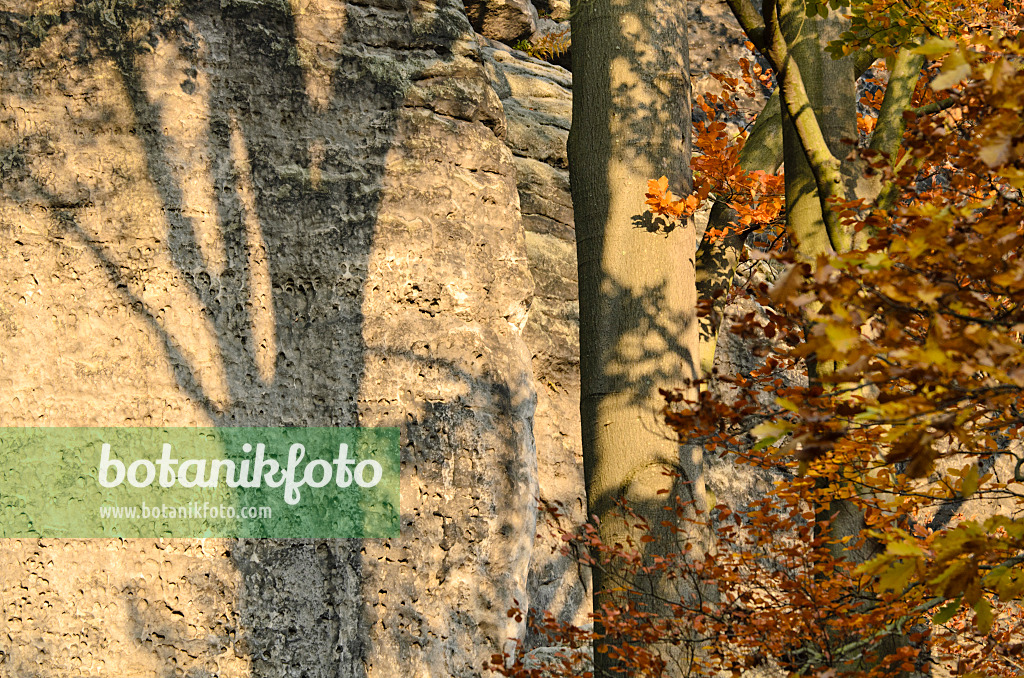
[490,5,1024,678]
[646,59,786,245]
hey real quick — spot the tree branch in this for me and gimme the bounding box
[765,0,848,251]
[695,91,783,380]
[870,48,926,159]
[875,96,958,210]
[724,0,880,72]
[724,0,767,50]
[693,22,880,377]
[914,96,956,116]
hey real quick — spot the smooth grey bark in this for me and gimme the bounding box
[568,0,698,673]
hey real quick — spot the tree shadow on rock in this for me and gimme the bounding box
[0,0,533,675]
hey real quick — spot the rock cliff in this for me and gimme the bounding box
[481,39,588,646]
[0,0,541,675]
[0,0,757,674]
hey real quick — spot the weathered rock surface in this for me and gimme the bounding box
[532,0,570,22]
[482,40,589,646]
[463,0,538,43]
[0,0,536,676]
[485,44,571,167]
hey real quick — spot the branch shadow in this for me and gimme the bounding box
[567,0,705,671]
[0,0,533,675]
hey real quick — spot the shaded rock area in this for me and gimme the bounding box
[688,0,769,109]
[0,0,536,676]
[532,0,570,21]
[483,39,589,645]
[464,0,538,43]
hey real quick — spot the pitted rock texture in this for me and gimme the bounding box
[483,40,589,646]
[0,0,535,676]
[463,0,538,43]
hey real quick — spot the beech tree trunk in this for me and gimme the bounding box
[568,0,698,673]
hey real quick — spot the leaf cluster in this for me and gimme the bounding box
[513,28,571,63]
[646,58,786,246]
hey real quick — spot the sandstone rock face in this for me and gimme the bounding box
[0,1,536,676]
[532,0,570,22]
[482,41,588,645]
[0,0,768,674]
[463,0,538,43]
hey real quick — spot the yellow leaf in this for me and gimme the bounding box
[887,539,925,557]
[776,397,799,413]
[751,421,794,450]
[978,137,1012,168]
[974,597,993,635]
[991,270,1021,287]
[961,464,979,498]
[992,568,1024,600]
[825,323,860,353]
[879,558,916,592]
[931,51,971,91]
[932,598,961,625]
[914,285,942,304]
[914,37,957,57]
[863,251,892,270]
[921,334,951,367]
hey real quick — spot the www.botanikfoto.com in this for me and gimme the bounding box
[99,502,272,520]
